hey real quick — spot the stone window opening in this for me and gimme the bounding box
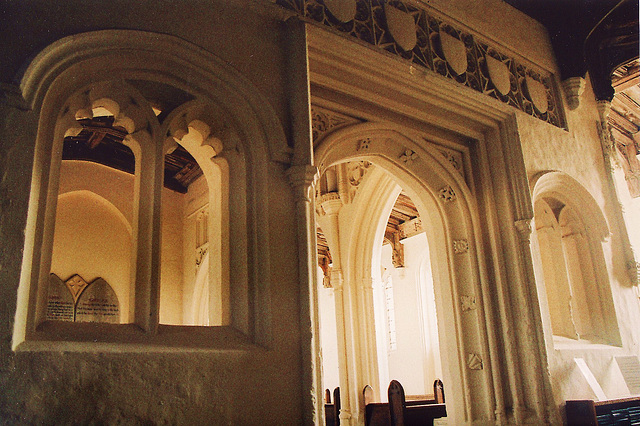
[532,173,621,346]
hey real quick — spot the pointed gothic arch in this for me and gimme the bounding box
[314,122,496,424]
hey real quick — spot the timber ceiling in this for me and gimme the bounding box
[316,191,420,263]
[63,115,203,194]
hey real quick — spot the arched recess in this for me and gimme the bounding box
[531,171,621,346]
[15,29,285,348]
[315,122,497,424]
[162,100,233,327]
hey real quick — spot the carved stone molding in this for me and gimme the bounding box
[461,295,477,312]
[347,160,370,186]
[562,77,586,111]
[357,137,371,151]
[468,353,484,370]
[453,239,469,254]
[319,192,343,215]
[278,0,566,129]
[439,185,457,203]
[439,148,464,177]
[399,149,419,164]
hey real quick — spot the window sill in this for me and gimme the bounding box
[15,321,261,353]
[553,335,623,352]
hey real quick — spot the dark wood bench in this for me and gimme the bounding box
[566,397,640,425]
[364,380,447,426]
[325,387,340,426]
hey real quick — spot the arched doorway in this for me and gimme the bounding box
[314,123,496,425]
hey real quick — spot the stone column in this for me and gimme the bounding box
[285,18,324,426]
[514,219,559,424]
[318,195,354,426]
[597,100,638,285]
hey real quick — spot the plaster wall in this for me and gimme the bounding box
[51,191,132,322]
[160,185,185,325]
[379,233,440,399]
[179,175,209,325]
[518,77,640,404]
[0,0,293,143]
[317,266,340,393]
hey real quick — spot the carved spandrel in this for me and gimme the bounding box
[311,106,362,146]
[65,274,89,302]
[46,274,75,321]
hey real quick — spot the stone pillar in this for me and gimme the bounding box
[514,219,559,424]
[285,17,324,426]
[318,195,354,426]
[288,164,322,426]
[597,100,639,285]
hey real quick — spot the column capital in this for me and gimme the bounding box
[514,219,532,240]
[319,192,343,215]
[286,164,319,202]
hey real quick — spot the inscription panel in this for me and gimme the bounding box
[46,273,120,323]
[75,278,120,323]
[46,274,75,321]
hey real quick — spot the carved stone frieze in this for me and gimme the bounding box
[439,185,457,203]
[278,0,567,129]
[453,239,469,254]
[311,106,362,146]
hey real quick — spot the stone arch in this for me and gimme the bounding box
[531,171,610,241]
[15,29,284,347]
[315,122,496,424]
[531,171,620,345]
[162,100,234,326]
[18,29,290,164]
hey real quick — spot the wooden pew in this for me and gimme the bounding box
[364,380,447,426]
[325,387,340,426]
[566,397,640,425]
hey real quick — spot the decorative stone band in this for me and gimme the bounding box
[276,0,566,129]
